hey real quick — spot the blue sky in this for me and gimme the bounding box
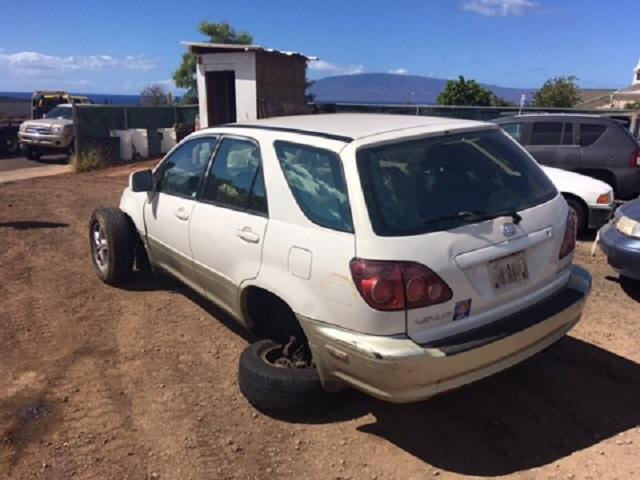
[1,0,638,94]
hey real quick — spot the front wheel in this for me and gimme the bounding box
[25,147,40,161]
[238,339,326,413]
[89,208,136,285]
[565,198,587,234]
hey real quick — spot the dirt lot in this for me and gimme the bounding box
[1,164,639,480]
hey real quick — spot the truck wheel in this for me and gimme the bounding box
[4,135,18,155]
[565,198,587,234]
[238,339,325,413]
[25,147,40,161]
[89,208,135,285]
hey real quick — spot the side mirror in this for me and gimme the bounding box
[130,169,154,192]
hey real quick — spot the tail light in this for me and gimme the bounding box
[559,210,577,259]
[629,148,640,168]
[350,259,452,311]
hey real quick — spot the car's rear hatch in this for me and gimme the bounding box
[354,128,572,345]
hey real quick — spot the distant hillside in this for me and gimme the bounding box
[308,73,535,105]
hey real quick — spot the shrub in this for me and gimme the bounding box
[70,145,111,172]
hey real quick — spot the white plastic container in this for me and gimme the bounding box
[109,130,133,161]
[159,128,177,154]
[130,129,149,159]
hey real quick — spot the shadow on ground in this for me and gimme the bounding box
[270,337,640,476]
[0,221,68,230]
[605,275,640,303]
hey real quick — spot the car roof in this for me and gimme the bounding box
[208,113,489,143]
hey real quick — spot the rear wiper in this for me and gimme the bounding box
[424,209,522,226]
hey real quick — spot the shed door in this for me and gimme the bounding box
[205,71,237,126]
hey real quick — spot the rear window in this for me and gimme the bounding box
[357,129,557,236]
[579,123,607,147]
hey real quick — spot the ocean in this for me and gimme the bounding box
[0,92,144,105]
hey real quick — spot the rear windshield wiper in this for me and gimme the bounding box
[424,209,522,226]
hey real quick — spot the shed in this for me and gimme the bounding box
[184,42,316,127]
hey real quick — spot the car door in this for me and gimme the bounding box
[189,136,268,318]
[144,136,217,288]
[577,122,608,169]
[527,120,580,170]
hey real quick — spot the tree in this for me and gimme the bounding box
[491,95,515,107]
[625,101,640,110]
[532,76,581,108]
[437,76,493,106]
[173,21,253,92]
[140,83,173,106]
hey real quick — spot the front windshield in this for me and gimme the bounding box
[357,129,558,236]
[44,107,73,120]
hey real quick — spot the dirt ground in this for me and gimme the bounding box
[1,163,639,480]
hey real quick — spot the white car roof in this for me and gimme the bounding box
[206,113,490,143]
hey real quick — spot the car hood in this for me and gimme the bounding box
[541,166,613,201]
[618,198,640,220]
[23,118,73,128]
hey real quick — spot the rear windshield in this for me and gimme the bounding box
[357,129,557,236]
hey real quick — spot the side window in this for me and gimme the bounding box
[501,123,523,142]
[156,137,216,198]
[561,122,574,145]
[579,123,607,147]
[274,141,353,233]
[530,122,563,145]
[202,138,267,215]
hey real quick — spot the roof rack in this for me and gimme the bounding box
[220,124,354,143]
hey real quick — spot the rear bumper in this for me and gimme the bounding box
[588,205,613,230]
[599,221,640,280]
[301,265,591,403]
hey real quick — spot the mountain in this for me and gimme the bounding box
[308,73,535,105]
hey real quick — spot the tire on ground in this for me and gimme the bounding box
[89,207,136,285]
[565,197,587,233]
[238,339,325,413]
[26,148,40,161]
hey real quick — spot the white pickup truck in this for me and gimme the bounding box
[18,104,74,160]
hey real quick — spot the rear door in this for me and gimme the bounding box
[527,120,580,170]
[189,136,268,315]
[144,136,217,286]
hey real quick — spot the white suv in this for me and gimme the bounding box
[90,114,592,412]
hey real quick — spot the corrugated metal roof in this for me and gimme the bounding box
[183,42,317,60]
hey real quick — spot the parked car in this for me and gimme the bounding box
[18,104,74,160]
[541,166,614,232]
[598,198,640,281]
[495,114,640,199]
[90,114,591,412]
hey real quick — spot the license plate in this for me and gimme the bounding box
[489,251,528,290]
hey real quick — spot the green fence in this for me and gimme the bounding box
[73,104,199,162]
[314,102,640,127]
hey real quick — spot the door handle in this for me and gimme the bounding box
[174,208,189,221]
[236,227,260,243]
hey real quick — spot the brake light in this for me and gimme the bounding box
[629,148,640,167]
[350,259,452,311]
[559,210,577,259]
